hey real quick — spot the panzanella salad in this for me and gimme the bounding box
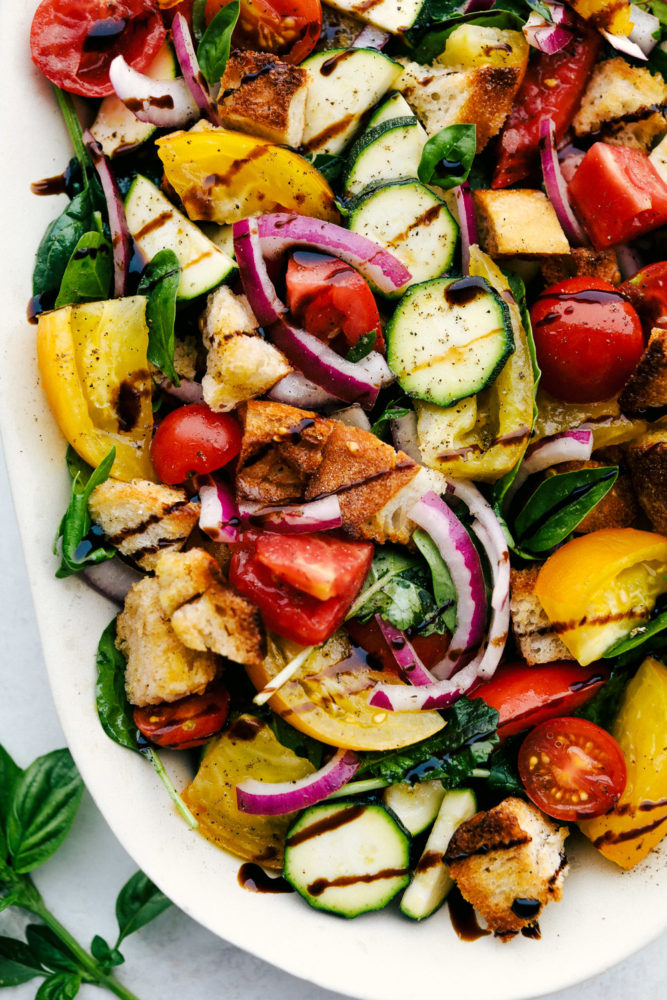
[29,0,667,939]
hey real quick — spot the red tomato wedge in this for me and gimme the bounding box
[134,684,230,750]
[286,251,385,353]
[30,0,167,98]
[492,21,600,189]
[568,143,667,249]
[518,717,627,820]
[150,404,242,485]
[255,532,374,601]
[472,661,609,738]
[205,0,321,64]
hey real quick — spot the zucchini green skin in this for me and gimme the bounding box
[342,116,423,199]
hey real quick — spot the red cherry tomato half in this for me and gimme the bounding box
[471,660,609,738]
[150,404,242,485]
[254,531,374,601]
[30,0,167,98]
[530,277,644,403]
[205,0,321,64]
[518,717,627,821]
[286,251,385,354]
[134,683,230,749]
[346,617,450,675]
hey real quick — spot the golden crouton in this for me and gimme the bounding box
[445,797,569,938]
[116,577,219,707]
[473,189,570,257]
[549,459,639,533]
[619,329,667,414]
[540,247,621,287]
[397,60,523,151]
[572,58,667,137]
[626,429,667,533]
[217,50,310,148]
[358,466,447,545]
[305,422,418,532]
[89,479,200,571]
[155,549,265,667]
[603,111,667,154]
[510,567,575,665]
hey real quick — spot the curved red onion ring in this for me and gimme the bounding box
[83,130,131,297]
[236,748,361,815]
[461,0,497,10]
[233,217,287,328]
[507,428,594,501]
[601,27,647,60]
[375,616,436,686]
[171,13,222,124]
[80,558,143,605]
[454,183,477,275]
[198,477,239,544]
[108,55,199,127]
[269,371,342,409]
[523,4,573,53]
[352,26,391,48]
[539,118,587,247]
[238,496,342,533]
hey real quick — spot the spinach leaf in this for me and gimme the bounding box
[348,547,448,633]
[418,124,476,189]
[35,972,81,1000]
[33,190,96,299]
[410,9,524,62]
[603,607,667,659]
[90,937,124,973]
[370,403,410,439]
[25,927,82,976]
[574,663,635,730]
[5,750,83,874]
[346,331,377,362]
[115,871,172,945]
[96,621,140,754]
[412,528,457,632]
[484,736,525,798]
[514,466,618,554]
[358,697,499,787]
[138,249,181,385]
[264,713,325,770]
[0,937,45,987]
[54,447,116,578]
[304,152,345,186]
[197,0,240,85]
[55,231,112,308]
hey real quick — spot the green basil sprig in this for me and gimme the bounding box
[370,403,410,439]
[345,331,377,362]
[54,447,116,579]
[418,124,477,189]
[197,0,240,86]
[55,232,112,308]
[137,249,181,386]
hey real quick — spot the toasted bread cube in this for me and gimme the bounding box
[510,567,575,665]
[473,189,570,256]
[604,112,667,154]
[540,247,621,287]
[155,549,265,667]
[445,797,569,939]
[626,430,667,533]
[89,480,200,571]
[116,577,219,707]
[552,459,639,533]
[573,58,667,136]
[358,466,447,545]
[217,50,310,147]
[619,328,667,414]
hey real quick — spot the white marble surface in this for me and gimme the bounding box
[1,437,666,1000]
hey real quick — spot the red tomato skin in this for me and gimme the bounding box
[230,531,372,646]
[567,143,667,249]
[346,617,450,674]
[133,684,230,749]
[530,277,645,403]
[205,0,321,63]
[30,0,167,98]
[492,22,600,189]
[518,717,627,821]
[255,532,374,601]
[150,404,242,485]
[621,261,667,332]
[471,660,609,738]
[286,252,385,353]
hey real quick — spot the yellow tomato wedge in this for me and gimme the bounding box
[534,388,647,450]
[246,632,445,751]
[183,714,315,870]
[37,297,155,481]
[569,0,633,35]
[579,657,667,869]
[535,528,667,665]
[156,124,339,225]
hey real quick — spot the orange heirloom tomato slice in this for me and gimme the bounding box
[535,528,667,665]
[36,297,155,481]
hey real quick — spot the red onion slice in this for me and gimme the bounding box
[156,376,205,404]
[410,491,487,680]
[375,616,436,686]
[523,11,573,53]
[454,183,477,276]
[108,55,199,127]
[238,496,342,533]
[508,428,594,501]
[255,214,412,296]
[391,411,422,463]
[236,748,361,815]
[80,558,143,605]
[330,404,372,431]
[198,476,239,543]
[233,216,289,328]
[171,13,222,124]
[352,26,390,48]
[539,118,587,247]
[268,370,342,409]
[83,130,132,297]
[600,26,648,60]
[461,0,497,10]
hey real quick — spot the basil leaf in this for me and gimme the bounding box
[264,713,325,769]
[484,737,525,798]
[25,927,81,976]
[5,750,83,874]
[55,231,112,308]
[138,249,181,385]
[574,663,635,730]
[0,938,45,987]
[418,124,476,189]
[370,404,410,439]
[115,872,172,945]
[54,447,116,578]
[90,936,124,972]
[410,9,524,62]
[346,331,376,362]
[526,0,554,18]
[412,528,457,632]
[304,152,345,186]
[514,466,618,554]
[0,747,22,834]
[96,620,140,754]
[197,0,240,86]
[65,446,93,486]
[35,972,81,1000]
[33,189,96,299]
[192,0,209,41]
[603,608,667,659]
[349,547,447,633]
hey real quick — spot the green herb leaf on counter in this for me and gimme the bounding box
[370,404,410,440]
[418,124,476,189]
[347,547,450,634]
[137,249,181,385]
[346,331,377,362]
[198,0,240,85]
[0,937,45,987]
[91,936,124,973]
[54,447,116,579]
[55,232,112,308]
[35,971,81,1000]
[25,926,82,976]
[115,872,171,945]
